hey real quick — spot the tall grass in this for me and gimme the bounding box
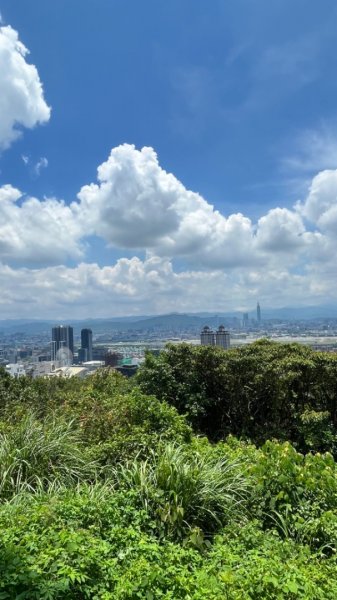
[0,412,98,500]
[116,442,250,538]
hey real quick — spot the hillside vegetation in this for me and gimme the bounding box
[0,341,337,598]
[138,340,337,450]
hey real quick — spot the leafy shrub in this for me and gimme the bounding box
[0,487,204,599]
[0,368,192,466]
[298,409,337,453]
[1,492,336,599]
[137,341,337,450]
[0,412,98,499]
[201,521,337,599]
[66,386,192,465]
[2,360,337,597]
[115,442,250,540]
[252,440,337,549]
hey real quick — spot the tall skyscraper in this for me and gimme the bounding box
[51,325,74,363]
[242,313,249,328]
[215,325,230,349]
[257,302,261,325]
[80,328,93,362]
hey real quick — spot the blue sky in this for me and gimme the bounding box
[1,1,337,318]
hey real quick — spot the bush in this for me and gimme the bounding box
[115,442,250,540]
[0,412,98,499]
[0,487,203,599]
[137,341,337,451]
[251,440,337,550]
[66,386,192,465]
[0,368,192,467]
[202,521,337,599]
[298,409,337,453]
[1,491,337,599]
[1,361,337,597]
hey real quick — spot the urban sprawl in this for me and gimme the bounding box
[2,303,337,379]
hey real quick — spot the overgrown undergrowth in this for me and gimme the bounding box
[1,348,337,598]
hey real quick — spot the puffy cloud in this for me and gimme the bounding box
[256,207,307,252]
[2,144,337,317]
[0,185,83,264]
[0,257,181,318]
[78,144,331,270]
[0,255,333,320]
[77,144,260,268]
[0,25,50,150]
[77,145,185,247]
[298,169,337,234]
[0,145,332,272]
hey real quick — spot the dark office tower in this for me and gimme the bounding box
[242,313,249,328]
[51,325,74,359]
[81,328,93,361]
[257,302,261,324]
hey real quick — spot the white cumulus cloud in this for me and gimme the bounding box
[1,144,337,316]
[0,25,51,150]
[0,144,334,273]
[298,169,337,235]
[76,144,261,268]
[0,255,333,320]
[76,144,327,270]
[0,185,83,264]
[256,207,307,252]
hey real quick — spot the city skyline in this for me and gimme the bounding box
[1,2,337,318]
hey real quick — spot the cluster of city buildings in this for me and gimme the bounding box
[242,302,261,329]
[51,325,93,364]
[4,324,139,379]
[200,325,230,349]
[3,301,337,379]
[199,299,261,348]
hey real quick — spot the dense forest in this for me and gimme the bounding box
[1,340,337,598]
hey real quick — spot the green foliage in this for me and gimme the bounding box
[115,442,250,540]
[138,341,337,450]
[0,489,337,599]
[202,522,337,599]
[0,369,191,465]
[0,412,98,500]
[251,440,337,550]
[1,355,337,597]
[299,409,337,453]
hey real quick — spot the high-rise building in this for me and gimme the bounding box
[215,325,230,349]
[242,313,249,328]
[200,325,230,349]
[257,302,261,325]
[51,325,74,363]
[81,328,93,362]
[200,326,215,345]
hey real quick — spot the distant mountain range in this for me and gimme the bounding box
[1,305,337,335]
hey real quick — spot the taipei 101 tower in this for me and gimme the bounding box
[257,302,261,325]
